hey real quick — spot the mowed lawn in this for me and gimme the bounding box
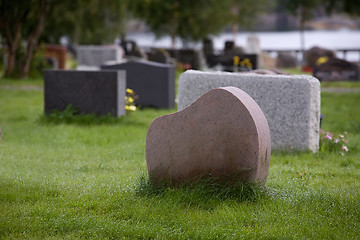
[0,77,359,239]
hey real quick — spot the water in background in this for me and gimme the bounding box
[127,30,360,62]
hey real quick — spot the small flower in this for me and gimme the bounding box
[334,138,339,143]
[339,134,344,138]
[325,133,332,140]
[126,88,134,95]
[342,145,349,152]
[299,172,302,176]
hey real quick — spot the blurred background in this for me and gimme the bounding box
[0,0,359,78]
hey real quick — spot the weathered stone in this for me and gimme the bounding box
[178,70,320,152]
[44,70,126,117]
[101,60,175,109]
[146,87,271,186]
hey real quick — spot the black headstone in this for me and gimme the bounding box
[44,70,126,116]
[313,58,360,82]
[101,60,175,108]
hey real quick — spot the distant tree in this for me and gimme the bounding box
[131,0,233,48]
[282,0,322,63]
[322,0,360,15]
[230,0,272,40]
[0,0,50,78]
[42,0,132,45]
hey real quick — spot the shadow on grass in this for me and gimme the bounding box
[134,174,270,210]
[37,104,144,127]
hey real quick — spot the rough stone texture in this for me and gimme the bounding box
[44,70,126,117]
[101,60,175,108]
[77,45,124,68]
[146,87,271,186]
[178,70,320,152]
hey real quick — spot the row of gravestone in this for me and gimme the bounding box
[45,65,320,153]
[45,60,176,117]
[76,44,259,73]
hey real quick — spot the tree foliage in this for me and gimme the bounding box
[131,0,233,47]
[0,0,50,78]
[42,0,131,45]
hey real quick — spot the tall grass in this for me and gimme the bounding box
[0,79,359,239]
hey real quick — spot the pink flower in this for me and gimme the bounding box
[334,138,339,143]
[342,145,349,152]
[326,133,332,140]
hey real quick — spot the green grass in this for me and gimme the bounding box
[1,78,360,239]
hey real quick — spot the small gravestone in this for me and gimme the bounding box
[276,52,298,68]
[101,60,175,108]
[77,45,124,69]
[304,46,336,69]
[146,87,271,186]
[147,48,172,64]
[313,58,360,81]
[44,70,126,116]
[178,70,320,152]
[45,45,67,69]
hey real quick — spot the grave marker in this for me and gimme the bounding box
[44,70,126,117]
[101,60,175,109]
[77,45,124,69]
[178,70,320,152]
[146,87,271,186]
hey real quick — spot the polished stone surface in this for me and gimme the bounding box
[146,87,271,186]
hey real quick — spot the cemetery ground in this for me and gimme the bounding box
[0,75,360,239]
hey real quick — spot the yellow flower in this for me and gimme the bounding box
[233,56,240,66]
[129,105,136,111]
[126,88,134,95]
[127,97,134,103]
[316,56,328,65]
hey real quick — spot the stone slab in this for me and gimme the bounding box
[146,87,271,186]
[44,70,126,117]
[313,58,360,81]
[77,45,124,68]
[178,70,321,152]
[101,60,175,108]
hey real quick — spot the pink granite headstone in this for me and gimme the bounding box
[146,86,271,186]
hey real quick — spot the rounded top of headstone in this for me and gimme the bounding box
[146,86,271,186]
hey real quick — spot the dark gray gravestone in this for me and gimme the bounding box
[44,70,126,116]
[101,60,175,109]
[313,58,360,82]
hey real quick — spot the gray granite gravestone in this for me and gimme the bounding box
[44,70,126,117]
[77,45,124,69]
[178,70,320,152]
[101,60,175,109]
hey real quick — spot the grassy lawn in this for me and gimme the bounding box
[0,76,360,239]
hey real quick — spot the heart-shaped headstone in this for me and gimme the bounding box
[146,86,271,186]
